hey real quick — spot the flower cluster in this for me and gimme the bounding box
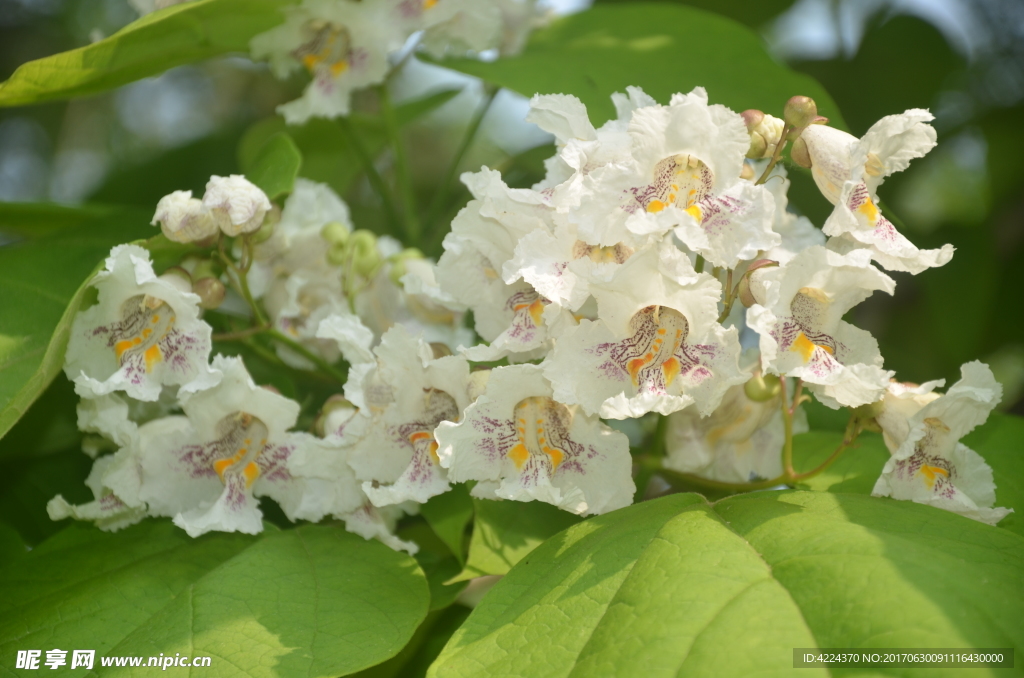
[249,0,549,124]
[51,85,1011,555]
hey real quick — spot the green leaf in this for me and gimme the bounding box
[791,430,890,495]
[429,491,1024,677]
[242,132,303,200]
[0,522,259,665]
[440,4,844,128]
[420,483,473,565]
[0,220,157,442]
[99,524,429,678]
[237,88,461,197]
[965,413,1024,537]
[0,377,81,462]
[353,606,471,678]
[0,0,290,108]
[399,521,468,611]
[449,498,582,583]
[0,447,93,546]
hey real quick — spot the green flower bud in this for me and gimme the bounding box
[746,133,768,160]
[160,266,192,292]
[388,247,425,286]
[193,276,226,310]
[737,259,778,308]
[744,372,781,402]
[320,221,350,246]
[350,230,381,278]
[784,96,818,130]
[327,241,348,267]
[790,136,812,168]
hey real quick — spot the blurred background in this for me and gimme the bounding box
[1,0,1023,418]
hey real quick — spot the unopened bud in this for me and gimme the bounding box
[746,133,768,160]
[193,276,226,310]
[160,266,192,294]
[737,259,778,307]
[430,342,452,359]
[741,109,765,131]
[743,111,785,159]
[327,241,348,267]
[315,395,357,437]
[744,373,781,402]
[203,174,271,236]
[252,204,280,244]
[320,221,350,246]
[784,96,818,130]
[790,136,812,168]
[388,247,425,286]
[188,258,219,282]
[152,190,219,243]
[349,230,381,278]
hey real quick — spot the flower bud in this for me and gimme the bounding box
[349,229,381,278]
[159,266,192,294]
[388,247,425,286]
[746,133,768,160]
[744,372,781,402]
[315,395,357,437]
[152,190,219,243]
[742,111,785,159]
[327,241,348,267]
[430,342,452,359]
[251,204,280,244]
[741,109,765,131]
[202,175,271,236]
[784,96,818,130]
[790,136,812,168]
[737,259,778,307]
[193,276,226,310]
[320,221,350,246]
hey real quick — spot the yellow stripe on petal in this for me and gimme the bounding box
[508,443,530,470]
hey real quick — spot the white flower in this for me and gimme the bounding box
[128,0,193,15]
[202,175,271,236]
[64,245,219,402]
[151,190,218,243]
[799,112,954,273]
[248,178,352,298]
[544,243,746,419]
[758,164,825,264]
[339,325,473,506]
[264,271,348,369]
[746,246,895,408]
[436,364,634,515]
[568,87,779,268]
[412,0,547,57]
[663,357,807,483]
[250,0,407,124]
[872,361,1011,525]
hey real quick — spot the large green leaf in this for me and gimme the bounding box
[449,498,581,583]
[441,4,844,127]
[0,0,290,107]
[0,522,259,671]
[429,491,1024,677]
[791,430,890,495]
[0,220,159,442]
[965,413,1024,537]
[420,483,474,565]
[0,202,148,239]
[99,524,429,678]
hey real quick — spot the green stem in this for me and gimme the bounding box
[337,115,402,234]
[380,85,420,241]
[267,328,349,384]
[425,85,499,238]
[791,413,863,481]
[754,124,792,186]
[216,241,267,327]
[716,268,736,324]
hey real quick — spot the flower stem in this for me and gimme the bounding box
[754,124,792,186]
[425,85,499,238]
[779,376,796,477]
[216,239,267,327]
[337,115,402,235]
[716,268,736,324]
[267,328,349,383]
[791,412,864,481]
[380,85,420,242]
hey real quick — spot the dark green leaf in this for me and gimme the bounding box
[449,498,582,582]
[430,491,1024,677]
[441,4,844,128]
[242,132,303,200]
[965,413,1024,537]
[0,0,291,107]
[0,202,148,239]
[399,521,468,611]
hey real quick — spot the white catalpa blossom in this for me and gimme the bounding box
[250,0,408,124]
[798,111,954,274]
[410,0,548,57]
[544,243,746,419]
[663,356,807,483]
[339,325,472,506]
[436,364,634,515]
[872,362,1011,525]
[64,245,219,402]
[567,87,779,268]
[758,164,825,264]
[202,175,272,236]
[151,190,219,244]
[746,246,895,409]
[128,0,193,15]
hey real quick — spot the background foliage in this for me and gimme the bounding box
[1,0,1023,675]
